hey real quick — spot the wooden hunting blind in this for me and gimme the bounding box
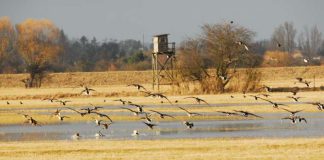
[152,34,176,90]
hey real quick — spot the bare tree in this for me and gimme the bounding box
[271,22,297,53]
[201,22,256,92]
[298,25,323,59]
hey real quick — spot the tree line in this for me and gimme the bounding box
[0,16,324,88]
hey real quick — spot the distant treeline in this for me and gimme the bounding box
[0,17,324,75]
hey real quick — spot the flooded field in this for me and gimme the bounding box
[1,112,323,142]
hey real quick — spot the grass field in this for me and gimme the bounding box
[1,138,324,160]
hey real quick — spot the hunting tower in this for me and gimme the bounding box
[152,34,176,90]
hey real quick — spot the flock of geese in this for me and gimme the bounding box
[6,77,324,140]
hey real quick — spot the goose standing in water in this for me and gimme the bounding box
[183,121,194,129]
[132,130,139,136]
[72,133,81,140]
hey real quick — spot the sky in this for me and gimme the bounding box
[0,0,323,43]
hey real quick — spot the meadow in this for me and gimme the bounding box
[0,66,324,160]
[1,138,324,160]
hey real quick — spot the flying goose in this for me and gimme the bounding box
[287,96,303,102]
[66,107,88,117]
[81,86,96,95]
[184,97,210,106]
[101,122,112,129]
[129,103,145,113]
[143,121,157,129]
[308,102,324,111]
[235,41,249,51]
[42,97,58,103]
[217,111,241,116]
[259,98,288,109]
[127,84,147,91]
[121,107,142,116]
[90,112,113,123]
[113,99,132,105]
[233,110,263,118]
[149,110,175,119]
[56,100,71,106]
[178,107,202,117]
[280,108,303,116]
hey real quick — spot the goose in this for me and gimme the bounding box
[143,122,157,129]
[121,107,142,116]
[261,85,272,92]
[24,117,41,126]
[127,84,147,91]
[280,108,303,116]
[113,99,132,105]
[249,95,261,100]
[257,93,271,98]
[183,96,210,106]
[90,112,113,123]
[287,96,303,102]
[66,107,88,117]
[81,86,96,95]
[57,115,70,121]
[132,130,139,136]
[95,131,105,137]
[235,41,249,51]
[101,122,112,129]
[42,97,58,103]
[18,113,30,118]
[145,92,173,105]
[217,111,241,116]
[282,116,307,124]
[178,107,202,117]
[51,108,62,117]
[302,81,311,87]
[56,100,71,106]
[129,103,144,113]
[149,110,175,119]
[259,98,288,109]
[296,77,303,83]
[282,116,297,124]
[183,121,194,129]
[308,102,324,111]
[71,133,81,139]
[233,110,263,118]
[140,113,152,123]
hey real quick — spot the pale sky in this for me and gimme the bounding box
[0,0,323,43]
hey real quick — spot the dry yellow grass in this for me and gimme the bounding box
[1,138,324,160]
[0,66,323,88]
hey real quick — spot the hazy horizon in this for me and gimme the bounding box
[1,0,324,43]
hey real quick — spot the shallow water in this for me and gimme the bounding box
[1,112,323,141]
